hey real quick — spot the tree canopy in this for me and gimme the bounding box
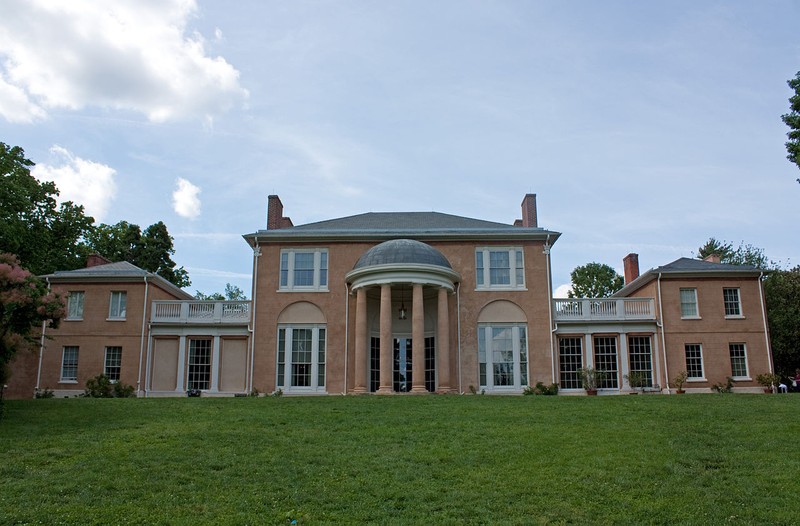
[0,142,94,275]
[86,220,191,288]
[696,238,776,269]
[1,142,190,288]
[195,283,247,301]
[0,253,65,405]
[568,262,624,298]
[764,266,800,376]
[781,71,800,179]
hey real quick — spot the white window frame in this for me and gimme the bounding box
[685,343,705,380]
[475,247,525,290]
[593,336,619,389]
[187,338,212,391]
[729,343,749,379]
[108,291,127,320]
[478,324,528,392]
[279,249,329,292]
[723,288,743,318]
[60,346,79,382]
[558,336,583,389]
[104,346,122,382]
[276,325,327,393]
[66,291,84,320]
[628,335,654,388]
[680,288,699,319]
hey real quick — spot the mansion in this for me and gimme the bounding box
[6,194,773,398]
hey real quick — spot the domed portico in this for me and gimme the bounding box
[346,239,460,394]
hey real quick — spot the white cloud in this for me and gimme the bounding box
[0,0,248,123]
[553,284,572,299]
[31,146,116,222]
[173,178,201,219]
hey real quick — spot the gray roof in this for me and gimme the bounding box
[293,212,517,231]
[615,257,763,297]
[43,261,193,299]
[652,257,759,273]
[244,211,560,243]
[353,239,452,270]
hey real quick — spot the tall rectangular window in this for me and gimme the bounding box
[594,336,618,389]
[558,337,583,389]
[723,288,742,317]
[680,288,698,318]
[109,291,127,319]
[276,325,327,392]
[61,346,79,382]
[279,249,329,291]
[104,346,122,382]
[729,343,749,378]
[66,291,84,320]
[475,247,525,290]
[628,336,653,387]
[187,339,212,390]
[478,324,528,391]
[685,344,704,379]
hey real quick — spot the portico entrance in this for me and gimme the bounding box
[368,337,436,393]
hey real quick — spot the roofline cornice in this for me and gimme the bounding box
[243,229,561,245]
[614,269,764,297]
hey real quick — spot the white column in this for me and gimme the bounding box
[619,333,629,390]
[210,335,221,392]
[175,337,187,392]
[584,334,594,368]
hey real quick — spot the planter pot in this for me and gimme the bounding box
[586,389,598,396]
[675,389,685,394]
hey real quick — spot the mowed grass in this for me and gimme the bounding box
[1,395,799,525]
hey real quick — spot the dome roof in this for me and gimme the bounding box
[353,239,452,270]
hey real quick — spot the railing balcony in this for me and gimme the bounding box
[151,300,251,324]
[553,298,656,322]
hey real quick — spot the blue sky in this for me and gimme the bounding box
[1,0,798,297]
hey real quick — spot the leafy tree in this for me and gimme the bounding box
[696,238,776,269]
[764,267,800,377]
[568,262,624,298]
[0,253,65,418]
[0,142,94,275]
[195,283,247,301]
[86,220,191,288]
[781,71,800,179]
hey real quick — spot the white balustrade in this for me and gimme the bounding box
[553,298,655,321]
[151,300,252,324]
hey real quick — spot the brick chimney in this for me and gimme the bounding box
[520,194,538,228]
[623,253,639,284]
[86,254,111,268]
[703,254,721,264]
[267,195,294,230]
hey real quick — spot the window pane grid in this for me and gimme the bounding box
[729,343,748,377]
[369,337,380,392]
[104,346,122,381]
[594,337,618,389]
[67,291,84,319]
[291,328,313,387]
[685,344,704,378]
[680,288,697,317]
[425,336,436,392]
[559,337,583,389]
[628,336,653,387]
[277,329,286,387]
[61,346,79,381]
[279,249,329,290]
[724,288,741,316]
[109,291,127,319]
[317,329,326,387]
[187,339,211,390]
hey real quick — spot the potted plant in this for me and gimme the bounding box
[671,370,688,394]
[578,367,605,396]
[756,373,781,394]
[624,371,647,394]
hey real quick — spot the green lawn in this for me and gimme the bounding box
[1,395,798,525]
